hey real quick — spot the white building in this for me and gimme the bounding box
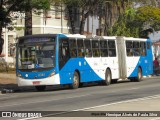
[1,5,100,64]
[1,5,73,64]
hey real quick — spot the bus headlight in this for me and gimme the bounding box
[17,72,24,78]
[49,71,55,77]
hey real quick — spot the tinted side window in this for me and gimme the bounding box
[69,39,77,57]
[100,40,108,57]
[84,40,92,57]
[92,40,100,57]
[108,40,116,57]
[77,39,84,57]
[133,41,140,56]
[140,42,146,56]
[126,41,133,56]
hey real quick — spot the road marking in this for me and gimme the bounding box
[0,93,92,108]
[72,94,160,111]
[129,87,139,90]
[18,94,160,120]
[0,95,19,100]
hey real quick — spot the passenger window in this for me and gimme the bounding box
[84,40,92,57]
[77,39,84,57]
[92,40,100,57]
[126,41,133,56]
[100,40,108,57]
[69,39,77,57]
[108,40,116,57]
[140,42,146,56]
[61,40,69,57]
[133,42,140,56]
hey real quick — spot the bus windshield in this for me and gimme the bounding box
[18,42,55,70]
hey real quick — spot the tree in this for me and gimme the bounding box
[136,6,160,31]
[19,0,51,35]
[98,0,129,36]
[62,0,78,34]
[107,7,141,37]
[0,0,25,55]
[58,0,129,35]
[80,0,105,35]
[0,0,51,55]
[62,0,101,34]
[107,5,160,38]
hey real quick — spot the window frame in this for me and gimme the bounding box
[133,41,140,56]
[108,40,116,57]
[126,41,133,57]
[77,39,84,57]
[100,40,108,57]
[84,39,92,57]
[92,40,100,57]
[69,38,77,58]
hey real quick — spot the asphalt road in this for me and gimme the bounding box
[0,76,160,120]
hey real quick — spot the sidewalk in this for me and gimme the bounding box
[0,72,17,91]
[0,72,16,80]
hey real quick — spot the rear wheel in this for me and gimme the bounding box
[35,86,46,91]
[70,72,79,89]
[103,69,111,85]
[135,68,142,82]
[111,79,118,84]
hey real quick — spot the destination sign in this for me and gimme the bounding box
[24,38,55,43]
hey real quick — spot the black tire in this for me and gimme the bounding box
[103,69,111,85]
[70,72,79,89]
[111,79,118,84]
[135,68,142,82]
[130,77,135,82]
[35,86,46,91]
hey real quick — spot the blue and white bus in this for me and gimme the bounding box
[16,34,153,91]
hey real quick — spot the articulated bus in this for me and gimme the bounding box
[16,34,153,91]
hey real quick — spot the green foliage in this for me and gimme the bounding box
[32,0,51,10]
[136,6,160,31]
[108,5,160,38]
[14,27,24,31]
[0,0,51,32]
[108,7,142,37]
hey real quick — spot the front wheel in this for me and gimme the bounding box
[35,86,46,91]
[70,72,79,89]
[103,69,111,86]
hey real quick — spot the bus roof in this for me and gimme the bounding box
[18,34,57,39]
[117,36,148,41]
[65,34,86,38]
[18,34,149,42]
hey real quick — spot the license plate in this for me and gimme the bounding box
[33,81,40,85]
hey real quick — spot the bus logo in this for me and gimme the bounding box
[38,73,45,77]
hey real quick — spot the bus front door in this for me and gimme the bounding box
[59,39,70,70]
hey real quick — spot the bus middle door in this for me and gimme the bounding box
[59,38,70,70]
